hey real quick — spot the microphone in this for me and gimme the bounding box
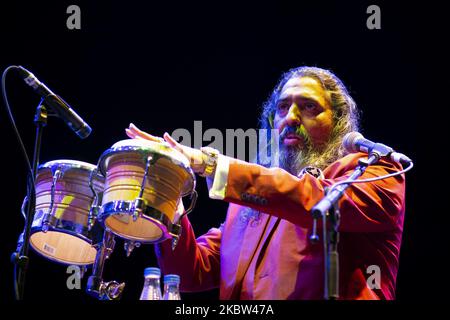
[16,66,92,139]
[343,132,411,165]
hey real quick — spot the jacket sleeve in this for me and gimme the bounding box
[223,154,405,232]
[154,215,222,292]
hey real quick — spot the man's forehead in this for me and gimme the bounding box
[279,76,327,100]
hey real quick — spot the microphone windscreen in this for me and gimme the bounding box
[343,131,363,153]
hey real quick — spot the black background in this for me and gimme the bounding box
[0,0,444,305]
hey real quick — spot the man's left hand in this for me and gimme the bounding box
[125,123,207,174]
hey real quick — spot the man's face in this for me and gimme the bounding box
[273,76,334,149]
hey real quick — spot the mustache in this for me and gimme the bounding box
[279,126,307,141]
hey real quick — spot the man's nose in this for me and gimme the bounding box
[285,104,301,127]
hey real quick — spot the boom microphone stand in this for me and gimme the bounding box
[310,153,380,300]
[11,100,47,300]
[5,65,92,300]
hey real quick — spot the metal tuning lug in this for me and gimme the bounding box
[41,212,55,233]
[124,241,141,257]
[132,197,145,222]
[79,265,87,279]
[170,222,182,251]
[88,206,100,231]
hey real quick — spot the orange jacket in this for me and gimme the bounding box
[156,152,406,299]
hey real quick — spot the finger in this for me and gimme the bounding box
[128,123,161,142]
[125,128,136,139]
[163,132,179,148]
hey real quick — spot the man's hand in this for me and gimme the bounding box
[125,123,207,174]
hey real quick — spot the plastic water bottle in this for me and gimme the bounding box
[139,267,162,300]
[162,274,181,300]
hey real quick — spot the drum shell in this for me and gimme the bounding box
[99,140,195,243]
[30,161,104,265]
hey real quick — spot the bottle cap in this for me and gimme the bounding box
[144,267,161,278]
[164,274,180,284]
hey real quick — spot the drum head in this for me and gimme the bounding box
[105,214,165,243]
[30,231,97,265]
[38,159,99,173]
[98,139,195,195]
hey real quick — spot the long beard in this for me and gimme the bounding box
[278,126,327,175]
[279,144,311,175]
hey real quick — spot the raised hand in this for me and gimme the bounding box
[125,123,164,142]
[125,123,207,174]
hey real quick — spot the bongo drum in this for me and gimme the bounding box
[30,160,105,265]
[97,139,196,243]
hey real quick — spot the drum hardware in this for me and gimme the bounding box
[124,240,141,257]
[98,139,197,245]
[41,169,61,232]
[87,206,100,232]
[132,155,154,222]
[40,212,59,233]
[21,196,28,220]
[99,281,126,300]
[79,265,88,279]
[169,189,198,250]
[88,167,102,232]
[131,198,146,222]
[15,138,200,299]
[86,231,125,300]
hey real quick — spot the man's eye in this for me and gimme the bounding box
[277,104,289,112]
[304,103,316,110]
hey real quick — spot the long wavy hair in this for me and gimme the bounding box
[258,66,361,170]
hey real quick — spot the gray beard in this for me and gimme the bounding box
[279,141,327,176]
[277,125,316,175]
[279,143,313,176]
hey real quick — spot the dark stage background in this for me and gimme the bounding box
[0,0,441,303]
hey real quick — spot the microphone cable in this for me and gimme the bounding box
[2,65,36,300]
[327,159,414,196]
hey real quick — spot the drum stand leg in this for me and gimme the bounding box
[86,231,125,300]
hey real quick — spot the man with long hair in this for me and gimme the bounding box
[126,66,406,299]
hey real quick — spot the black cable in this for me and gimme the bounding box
[327,160,414,195]
[2,65,36,300]
[1,66,34,179]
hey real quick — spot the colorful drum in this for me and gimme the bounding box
[97,139,196,243]
[30,160,105,265]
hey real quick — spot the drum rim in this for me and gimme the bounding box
[98,143,196,195]
[31,210,103,244]
[39,159,98,171]
[99,200,177,243]
[30,220,100,265]
[29,234,97,265]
